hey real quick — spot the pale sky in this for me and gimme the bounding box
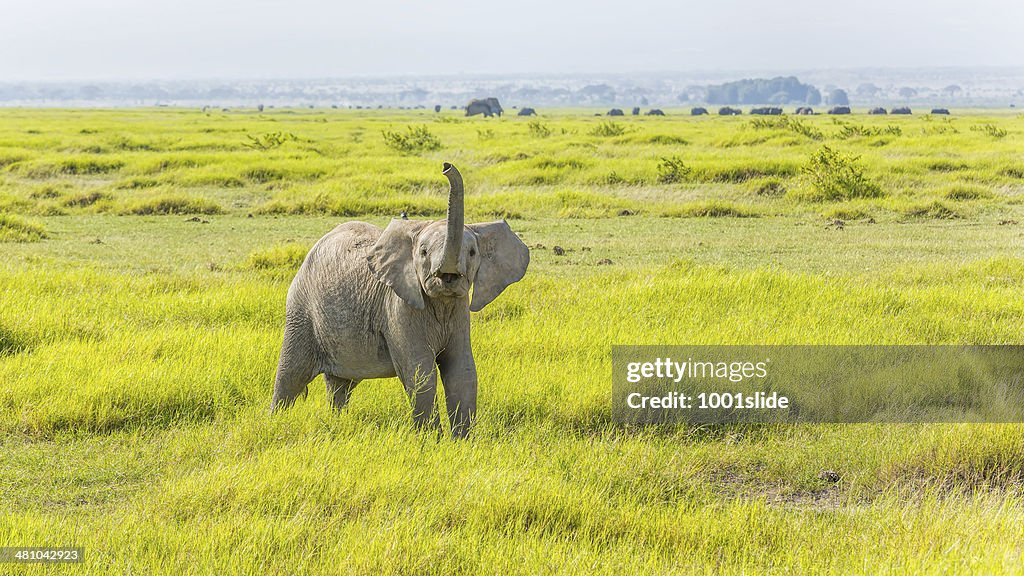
[1,0,1021,81]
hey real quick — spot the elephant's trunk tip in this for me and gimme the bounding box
[442,161,454,173]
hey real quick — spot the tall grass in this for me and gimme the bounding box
[2,108,1024,574]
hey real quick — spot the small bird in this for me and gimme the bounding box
[400,211,408,220]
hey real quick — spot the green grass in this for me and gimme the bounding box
[0,212,46,242]
[1,108,1024,574]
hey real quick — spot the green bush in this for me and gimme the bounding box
[799,146,883,201]
[971,123,1007,139]
[242,132,296,151]
[527,121,552,138]
[381,126,442,154]
[656,156,692,184]
[749,116,823,140]
[589,122,626,137]
[834,123,902,139]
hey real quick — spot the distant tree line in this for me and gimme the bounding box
[705,76,822,105]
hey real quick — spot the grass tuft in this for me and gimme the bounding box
[118,195,224,216]
[0,212,47,242]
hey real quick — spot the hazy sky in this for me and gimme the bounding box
[2,0,1022,81]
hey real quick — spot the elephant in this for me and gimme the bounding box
[517,107,537,116]
[466,98,504,117]
[607,108,625,116]
[868,107,887,115]
[827,106,851,115]
[691,107,708,116]
[794,107,814,115]
[632,107,641,116]
[931,108,950,115]
[750,107,782,115]
[891,107,912,115]
[269,163,530,438]
[718,106,742,116]
[645,109,666,116]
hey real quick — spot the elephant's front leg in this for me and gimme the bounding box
[438,341,478,438]
[396,356,441,431]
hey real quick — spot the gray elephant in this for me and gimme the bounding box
[270,163,530,437]
[465,98,504,117]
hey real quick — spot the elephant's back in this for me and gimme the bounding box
[304,221,381,273]
[287,221,383,302]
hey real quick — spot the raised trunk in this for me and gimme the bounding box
[439,162,464,274]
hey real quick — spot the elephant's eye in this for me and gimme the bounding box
[469,249,476,257]
[420,249,427,256]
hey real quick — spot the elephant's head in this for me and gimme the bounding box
[367,163,529,311]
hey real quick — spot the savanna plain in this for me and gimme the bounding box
[1,107,1024,574]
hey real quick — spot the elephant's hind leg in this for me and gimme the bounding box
[270,327,319,412]
[325,375,359,411]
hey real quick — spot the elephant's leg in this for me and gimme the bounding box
[270,324,319,413]
[396,360,440,431]
[325,375,359,412]
[438,342,478,439]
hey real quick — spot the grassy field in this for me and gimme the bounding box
[1,107,1024,574]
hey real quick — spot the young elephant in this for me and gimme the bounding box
[270,163,529,437]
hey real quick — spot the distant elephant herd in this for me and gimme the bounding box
[460,98,951,118]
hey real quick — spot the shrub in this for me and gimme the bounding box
[527,121,552,138]
[0,212,47,242]
[589,121,626,137]
[834,123,902,138]
[242,132,296,151]
[970,123,1008,139]
[799,146,883,201]
[381,125,442,154]
[748,116,823,140]
[657,156,692,184]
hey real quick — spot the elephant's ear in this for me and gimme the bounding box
[368,219,428,310]
[467,220,530,312]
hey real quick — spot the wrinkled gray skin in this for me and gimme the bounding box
[270,163,529,437]
[465,97,503,117]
